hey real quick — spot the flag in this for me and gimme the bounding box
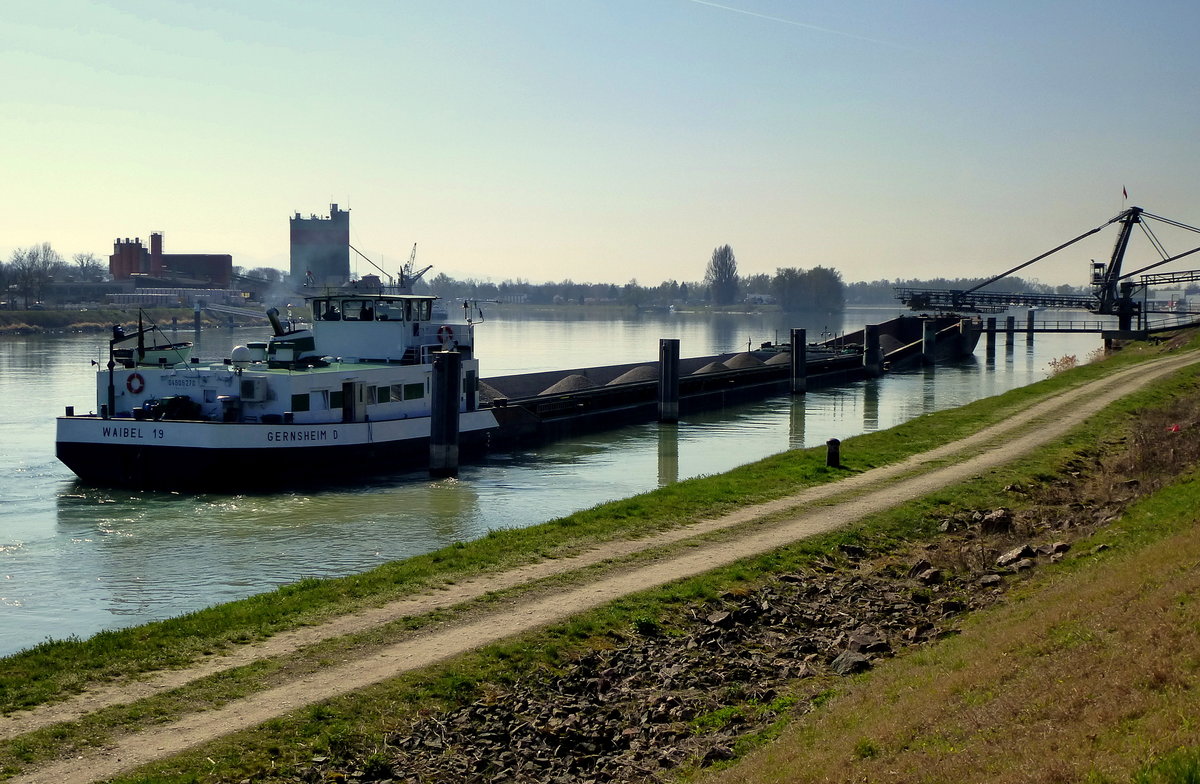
[1123,186,1128,199]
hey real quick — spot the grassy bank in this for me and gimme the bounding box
[0,308,240,334]
[2,334,1199,782]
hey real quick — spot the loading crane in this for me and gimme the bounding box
[400,243,433,290]
[897,206,1200,330]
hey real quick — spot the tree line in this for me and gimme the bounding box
[4,239,1109,312]
[844,276,1092,305]
[415,245,850,312]
[0,243,105,308]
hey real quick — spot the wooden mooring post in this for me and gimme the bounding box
[790,328,807,394]
[658,338,680,423]
[986,316,997,355]
[1026,309,1036,344]
[430,350,462,478]
[1005,315,1016,346]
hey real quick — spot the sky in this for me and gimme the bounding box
[4,0,1200,287]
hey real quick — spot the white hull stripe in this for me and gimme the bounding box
[56,410,499,449]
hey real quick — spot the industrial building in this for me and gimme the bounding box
[290,204,350,287]
[109,233,232,287]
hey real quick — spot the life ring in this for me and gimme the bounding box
[126,372,145,394]
[437,325,454,343]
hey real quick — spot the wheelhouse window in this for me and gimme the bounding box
[341,300,376,321]
[314,299,342,321]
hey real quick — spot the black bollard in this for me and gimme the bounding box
[658,338,680,423]
[430,351,462,477]
[826,438,841,468]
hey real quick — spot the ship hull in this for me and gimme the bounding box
[56,410,498,490]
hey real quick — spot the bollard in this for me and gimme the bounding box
[826,438,841,468]
[658,338,680,422]
[921,320,937,365]
[863,324,883,377]
[790,328,807,394]
[430,351,462,477]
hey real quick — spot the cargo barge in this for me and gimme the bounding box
[55,288,978,490]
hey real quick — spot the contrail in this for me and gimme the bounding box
[683,0,904,48]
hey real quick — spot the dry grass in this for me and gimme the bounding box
[696,384,1200,784]
[701,482,1200,784]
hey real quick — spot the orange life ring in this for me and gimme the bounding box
[126,372,145,394]
[437,325,454,342]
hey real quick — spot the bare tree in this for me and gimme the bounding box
[246,267,284,284]
[705,245,739,305]
[9,243,63,308]
[73,252,106,281]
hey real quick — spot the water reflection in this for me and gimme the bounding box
[922,366,937,413]
[53,477,486,619]
[862,379,880,432]
[657,424,679,486]
[788,395,807,448]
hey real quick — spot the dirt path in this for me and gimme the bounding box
[9,350,1198,784]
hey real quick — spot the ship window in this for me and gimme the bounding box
[403,382,424,401]
[418,300,432,320]
[342,300,374,321]
[329,390,343,409]
[374,385,391,403]
[403,301,413,321]
[291,393,310,412]
[390,383,405,401]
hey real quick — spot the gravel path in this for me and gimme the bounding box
[9,350,1197,784]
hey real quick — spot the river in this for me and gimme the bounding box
[0,306,1102,657]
